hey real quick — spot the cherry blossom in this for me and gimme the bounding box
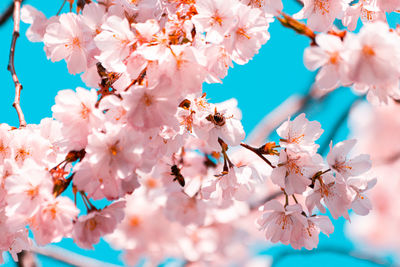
[277,113,323,155]
[44,13,91,74]
[305,173,352,219]
[304,33,349,91]
[271,150,314,195]
[257,200,307,245]
[0,0,384,264]
[294,0,350,32]
[224,4,271,65]
[72,201,125,249]
[347,176,377,216]
[344,21,400,104]
[192,0,239,44]
[30,196,79,246]
[52,87,103,150]
[327,139,371,181]
[95,15,136,72]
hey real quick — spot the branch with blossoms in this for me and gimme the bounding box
[2,0,397,266]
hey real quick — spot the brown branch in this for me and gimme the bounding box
[17,251,37,267]
[0,1,14,26]
[240,143,275,169]
[8,0,26,128]
[250,190,283,210]
[0,0,25,26]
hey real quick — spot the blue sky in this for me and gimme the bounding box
[0,0,394,266]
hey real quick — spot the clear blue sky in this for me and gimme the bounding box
[0,1,393,266]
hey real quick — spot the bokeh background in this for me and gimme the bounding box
[0,0,396,266]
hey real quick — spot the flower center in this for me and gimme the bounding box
[362,45,375,57]
[314,0,329,15]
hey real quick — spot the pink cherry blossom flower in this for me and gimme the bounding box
[202,164,259,205]
[81,2,107,38]
[5,160,53,217]
[44,13,91,74]
[165,45,208,94]
[270,150,314,195]
[0,125,11,163]
[224,4,271,65]
[98,95,128,124]
[105,191,183,265]
[72,201,125,249]
[342,2,386,31]
[192,0,239,44]
[294,0,350,32]
[95,15,136,72]
[73,159,140,201]
[245,0,283,16]
[21,5,54,43]
[193,100,245,151]
[0,211,31,264]
[9,126,54,167]
[122,79,181,130]
[30,196,79,246]
[203,45,233,83]
[165,191,206,226]
[305,173,352,219]
[291,215,334,250]
[52,87,103,150]
[85,123,144,179]
[376,0,400,12]
[304,33,349,91]
[257,200,307,245]
[277,113,323,155]
[344,21,400,104]
[347,176,377,215]
[327,139,371,181]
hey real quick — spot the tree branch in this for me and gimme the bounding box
[249,190,283,210]
[240,143,275,169]
[271,247,394,267]
[0,1,14,26]
[16,251,37,267]
[31,245,123,267]
[8,0,26,128]
[0,0,25,27]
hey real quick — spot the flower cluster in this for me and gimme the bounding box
[257,114,374,250]
[296,0,399,33]
[0,0,382,265]
[295,0,400,104]
[304,22,400,104]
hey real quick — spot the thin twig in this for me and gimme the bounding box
[57,0,67,16]
[31,245,123,267]
[8,0,26,128]
[240,143,275,169]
